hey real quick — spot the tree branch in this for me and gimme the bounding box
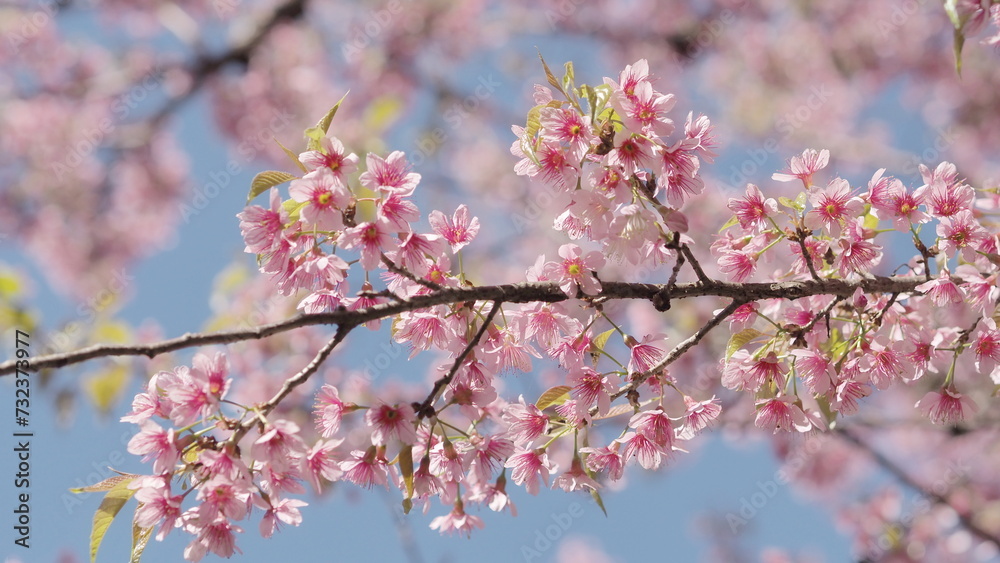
[0,276,926,376]
[414,300,502,419]
[836,427,1000,551]
[612,298,745,403]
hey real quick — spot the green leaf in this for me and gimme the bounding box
[943,0,961,29]
[130,514,153,563]
[591,328,616,353]
[524,104,544,139]
[399,445,414,511]
[726,328,763,362]
[953,28,965,76]
[90,477,137,562]
[364,95,403,131]
[795,191,808,209]
[281,199,309,224]
[536,385,572,410]
[275,137,308,173]
[247,171,298,204]
[561,61,576,96]
[589,488,608,517]
[863,210,880,231]
[778,196,804,211]
[0,269,22,299]
[718,214,740,233]
[316,92,350,136]
[304,126,325,151]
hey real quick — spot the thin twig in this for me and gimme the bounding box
[414,300,502,419]
[795,229,822,281]
[380,252,442,292]
[233,323,353,441]
[680,244,712,285]
[611,298,745,402]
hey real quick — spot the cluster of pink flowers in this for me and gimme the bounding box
[122,352,311,560]
[511,59,718,271]
[721,150,998,431]
[237,131,481,314]
[122,59,1000,560]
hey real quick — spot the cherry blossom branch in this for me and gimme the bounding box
[794,229,822,281]
[380,252,442,292]
[0,276,927,377]
[679,243,712,285]
[261,323,354,418]
[414,300,502,419]
[613,298,746,404]
[836,427,1000,550]
[145,0,308,131]
[231,322,354,441]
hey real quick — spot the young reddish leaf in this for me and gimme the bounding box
[536,385,572,410]
[593,402,636,421]
[90,477,137,562]
[537,53,566,97]
[247,171,297,204]
[69,472,138,494]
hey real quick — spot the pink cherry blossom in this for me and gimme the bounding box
[289,168,351,230]
[127,421,181,475]
[365,402,418,446]
[504,448,556,495]
[580,444,625,481]
[754,395,812,433]
[298,135,358,178]
[238,188,286,254]
[728,183,777,232]
[501,397,549,446]
[772,148,830,187]
[359,151,420,195]
[804,177,864,234]
[314,384,347,438]
[430,503,485,538]
[428,205,480,253]
[916,388,978,425]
